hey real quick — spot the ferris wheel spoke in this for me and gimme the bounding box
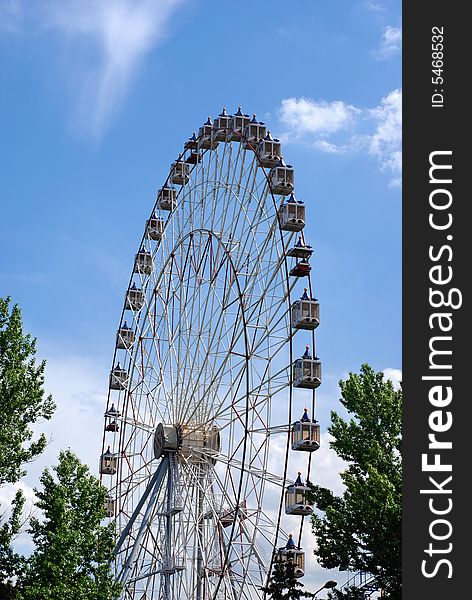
[175,241,224,420]
[200,341,291,425]
[168,273,291,424]
[214,453,287,489]
[138,224,286,426]
[158,250,243,424]
[171,272,249,422]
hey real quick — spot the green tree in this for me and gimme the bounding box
[0,490,25,599]
[21,449,121,600]
[327,586,366,600]
[1,297,55,596]
[308,365,402,600]
[0,297,55,485]
[262,557,316,599]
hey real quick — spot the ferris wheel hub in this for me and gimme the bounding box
[153,422,221,463]
[153,423,179,458]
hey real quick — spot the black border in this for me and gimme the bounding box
[403,3,468,598]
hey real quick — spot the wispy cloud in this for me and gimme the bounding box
[374,25,402,60]
[276,89,402,186]
[48,0,185,138]
[0,0,23,33]
[364,0,386,11]
[1,0,184,139]
[368,88,402,186]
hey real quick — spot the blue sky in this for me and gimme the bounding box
[0,0,401,591]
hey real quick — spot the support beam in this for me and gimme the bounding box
[114,458,168,557]
[115,456,169,589]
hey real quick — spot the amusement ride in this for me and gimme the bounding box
[100,107,322,599]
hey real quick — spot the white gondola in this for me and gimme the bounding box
[291,421,321,451]
[170,160,190,185]
[228,107,251,141]
[269,158,294,195]
[293,357,321,388]
[104,405,120,432]
[109,362,128,390]
[146,214,165,241]
[157,187,177,211]
[104,495,115,517]
[134,248,153,275]
[100,446,118,475]
[286,238,313,259]
[285,483,313,516]
[243,115,267,150]
[198,116,218,149]
[213,108,231,141]
[125,283,144,311]
[116,321,135,349]
[291,298,320,330]
[105,403,120,419]
[258,131,281,168]
[185,150,202,165]
[278,194,305,231]
[184,132,198,151]
[276,547,305,578]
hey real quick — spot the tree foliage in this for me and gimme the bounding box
[308,365,402,599]
[21,449,121,600]
[0,490,25,599]
[1,296,55,596]
[262,557,317,600]
[327,586,366,600]
[0,297,55,486]
[0,298,119,598]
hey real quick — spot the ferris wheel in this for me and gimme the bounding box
[100,107,322,600]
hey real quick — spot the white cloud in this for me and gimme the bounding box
[276,89,402,186]
[0,355,109,556]
[40,355,108,470]
[374,26,402,60]
[368,88,402,184]
[314,433,347,496]
[0,481,36,517]
[0,481,37,555]
[383,367,402,389]
[312,139,348,154]
[279,97,359,141]
[4,355,109,498]
[2,0,184,139]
